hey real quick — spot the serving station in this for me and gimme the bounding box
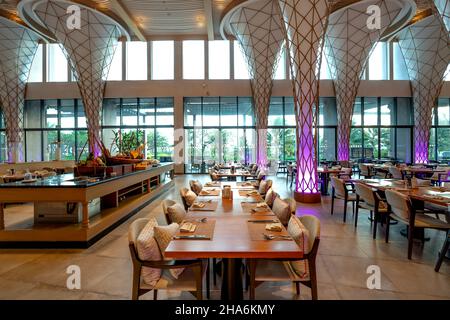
[0,163,174,248]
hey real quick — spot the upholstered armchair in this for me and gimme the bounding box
[330,177,357,223]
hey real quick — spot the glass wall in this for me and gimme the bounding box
[208,41,230,79]
[126,41,148,80]
[183,40,205,79]
[184,97,255,173]
[152,41,174,80]
[233,41,251,80]
[107,42,123,81]
[47,44,68,82]
[368,42,389,80]
[430,98,450,162]
[28,44,43,83]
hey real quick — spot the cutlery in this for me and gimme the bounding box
[262,233,292,240]
[173,235,210,240]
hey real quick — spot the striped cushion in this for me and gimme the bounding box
[136,218,162,287]
[154,223,184,279]
[167,203,187,224]
[287,216,310,279]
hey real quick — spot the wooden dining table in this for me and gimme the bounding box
[215,169,255,181]
[165,185,303,300]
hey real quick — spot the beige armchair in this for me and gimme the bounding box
[330,177,357,223]
[358,163,372,179]
[385,190,450,262]
[354,183,389,239]
[388,166,403,180]
[128,218,205,300]
[248,215,320,300]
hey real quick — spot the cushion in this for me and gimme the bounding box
[154,223,184,279]
[272,197,291,226]
[167,203,187,224]
[265,188,278,208]
[259,180,269,195]
[136,218,162,287]
[183,190,197,207]
[287,216,310,279]
[191,181,203,195]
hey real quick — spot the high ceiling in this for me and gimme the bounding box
[0,0,437,40]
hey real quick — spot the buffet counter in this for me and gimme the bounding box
[0,163,174,248]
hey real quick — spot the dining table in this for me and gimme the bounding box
[317,167,344,195]
[165,183,303,300]
[215,169,255,182]
[355,178,450,241]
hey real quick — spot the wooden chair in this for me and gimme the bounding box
[384,190,450,260]
[354,183,389,239]
[358,163,372,179]
[388,166,404,179]
[248,215,320,300]
[435,231,449,272]
[128,218,205,300]
[180,188,196,211]
[161,199,177,224]
[330,177,357,223]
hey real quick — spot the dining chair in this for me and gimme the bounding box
[430,166,450,185]
[286,165,296,188]
[161,200,177,224]
[330,177,357,223]
[338,168,353,181]
[384,190,450,260]
[248,215,320,300]
[189,180,203,195]
[128,218,206,300]
[354,183,389,238]
[435,231,449,272]
[388,166,404,180]
[180,188,197,210]
[358,163,372,179]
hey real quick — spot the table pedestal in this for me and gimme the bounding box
[221,258,243,300]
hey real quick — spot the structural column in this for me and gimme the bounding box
[225,0,285,169]
[278,0,329,203]
[20,0,130,157]
[397,14,450,164]
[0,15,40,163]
[325,0,411,161]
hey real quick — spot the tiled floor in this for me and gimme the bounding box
[0,174,449,300]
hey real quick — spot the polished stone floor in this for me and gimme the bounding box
[0,174,449,300]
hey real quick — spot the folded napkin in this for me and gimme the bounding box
[180,222,197,233]
[257,202,268,208]
[265,223,283,232]
[192,202,206,209]
[247,190,259,196]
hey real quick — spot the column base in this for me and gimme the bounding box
[294,191,321,204]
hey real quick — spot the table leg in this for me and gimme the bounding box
[0,202,4,230]
[81,202,89,228]
[321,173,329,196]
[221,258,243,300]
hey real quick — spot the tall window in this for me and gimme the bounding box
[430,98,450,161]
[184,97,255,173]
[208,40,230,79]
[320,50,333,80]
[233,41,251,80]
[126,41,148,80]
[107,42,123,81]
[28,44,43,83]
[151,41,174,80]
[368,42,389,80]
[393,42,409,80]
[183,40,205,79]
[268,98,296,164]
[445,64,450,81]
[47,44,68,82]
[273,45,286,80]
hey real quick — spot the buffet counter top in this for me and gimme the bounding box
[0,162,173,189]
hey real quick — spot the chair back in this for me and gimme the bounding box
[180,188,190,210]
[432,167,450,180]
[298,215,321,255]
[128,218,149,248]
[354,183,376,207]
[359,163,370,176]
[189,180,203,195]
[385,190,411,221]
[331,177,346,198]
[389,166,403,179]
[162,199,177,224]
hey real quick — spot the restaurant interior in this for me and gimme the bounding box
[0,0,449,301]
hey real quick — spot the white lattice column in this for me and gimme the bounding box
[227,0,285,169]
[0,16,40,163]
[25,0,128,157]
[278,0,329,203]
[434,0,450,31]
[325,0,409,161]
[397,14,450,164]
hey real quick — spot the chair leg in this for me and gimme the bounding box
[373,211,378,240]
[354,198,359,228]
[295,282,300,296]
[309,260,318,300]
[213,258,217,286]
[407,225,414,259]
[331,189,335,216]
[249,259,256,300]
[385,215,391,243]
[435,232,450,272]
[153,289,158,300]
[206,259,211,299]
[343,199,347,223]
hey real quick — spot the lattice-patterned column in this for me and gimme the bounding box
[325,0,409,161]
[23,0,128,157]
[227,0,285,169]
[397,14,450,164]
[434,0,450,31]
[0,15,40,163]
[278,0,329,203]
